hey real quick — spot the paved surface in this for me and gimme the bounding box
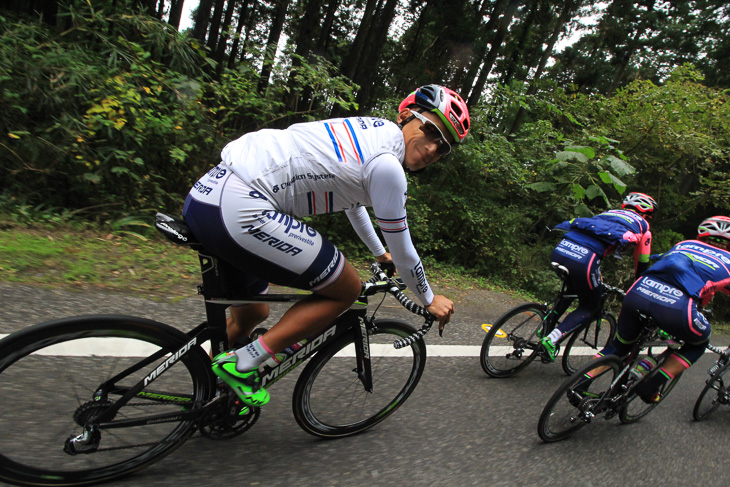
[1,282,729,487]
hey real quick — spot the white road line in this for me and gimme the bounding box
[0,334,599,357]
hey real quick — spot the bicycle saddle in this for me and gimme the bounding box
[550,262,570,280]
[155,213,200,247]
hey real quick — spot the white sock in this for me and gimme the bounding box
[234,337,273,372]
[547,329,562,345]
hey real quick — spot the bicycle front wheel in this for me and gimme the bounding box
[0,315,212,487]
[693,372,727,421]
[292,319,426,438]
[618,364,681,424]
[562,313,617,376]
[538,355,622,442]
[480,303,545,378]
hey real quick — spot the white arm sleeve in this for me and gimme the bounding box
[345,206,386,257]
[364,155,434,306]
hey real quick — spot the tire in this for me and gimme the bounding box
[292,319,426,438]
[618,359,681,424]
[0,315,212,487]
[561,313,617,376]
[693,364,730,421]
[480,303,545,378]
[538,355,622,442]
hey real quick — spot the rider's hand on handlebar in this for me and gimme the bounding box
[374,252,395,277]
[427,295,454,333]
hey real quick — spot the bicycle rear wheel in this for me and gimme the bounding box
[561,313,617,376]
[693,364,730,421]
[292,319,426,438]
[538,355,622,442]
[0,315,212,487]
[480,303,545,378]
[618,363,681,424]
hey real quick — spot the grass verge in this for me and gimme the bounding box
[0,224,522,299]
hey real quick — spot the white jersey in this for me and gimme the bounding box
[219,117,434,306]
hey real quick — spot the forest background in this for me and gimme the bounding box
[1,0,729,317]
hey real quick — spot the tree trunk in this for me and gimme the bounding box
[499,0,538,86]
[607,0,655,95]
[354,0,398,109]
[467,0,522,107]
[191,0,215,42]
[168,0,185,29]
[228,0,251,69]
[340,0,379,81]
[394,0,433,93]
[287,0,326,111]
[239,1,260,62]
[215,0,238,71]
[258,0,292,94]
[459,0,508,95]
[508,0,581,136]
[317,0,341,53]
[137,0,157,15]
[207,0,227,52]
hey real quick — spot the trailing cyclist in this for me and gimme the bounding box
[182,85,470,407]
[583,216,730,404]
[539,192,657,361]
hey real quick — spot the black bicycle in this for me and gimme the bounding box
[480,262,622,378]
[693,343,730,421]
[0,213,435,487]
[537,312,684,442]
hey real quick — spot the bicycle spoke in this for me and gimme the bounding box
[481,304,544,378]
[0,317,210,486]
[694,375,726,421]
[538,355,621,442]
[293,320,426,437]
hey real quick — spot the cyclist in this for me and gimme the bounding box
[539,192,657,361]
[580,216,730,403]
[182,84,469,407]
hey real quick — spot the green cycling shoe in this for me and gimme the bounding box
[212,350,270,407]
[539,337,558,362]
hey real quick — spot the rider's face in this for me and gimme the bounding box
[398,109,455,172]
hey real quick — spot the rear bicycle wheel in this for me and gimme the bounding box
[538,355,622,442]
[480,303,545,378]
[0,315,212,487]
[292,319,426,438]
[562,313,617,376]
[618,362,681,424]
[693,364,730,421]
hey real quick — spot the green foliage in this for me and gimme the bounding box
[2,6,730,315]
[0,7,360,223]
[0,8,216,219]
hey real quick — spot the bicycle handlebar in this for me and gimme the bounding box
[601,283,625,297]
[707,343,728,355]
[365,263,436,349]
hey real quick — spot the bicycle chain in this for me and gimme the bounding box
[77,393,245,452]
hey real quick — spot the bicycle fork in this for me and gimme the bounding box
[354,314,373,393]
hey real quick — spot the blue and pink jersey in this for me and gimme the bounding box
[555,209,652,276]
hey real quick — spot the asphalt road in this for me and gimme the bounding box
[1,282,729,487]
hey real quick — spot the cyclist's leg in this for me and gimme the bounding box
[259,260,361,352]
[228,303,271,343]
[541,243,602,360]
[184,174,360,404]
[574,290,645,386]
[635,295,710,402]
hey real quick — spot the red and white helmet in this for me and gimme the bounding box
[621,192,658,216]
[697,216,730,243]
[398,84,470,143]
